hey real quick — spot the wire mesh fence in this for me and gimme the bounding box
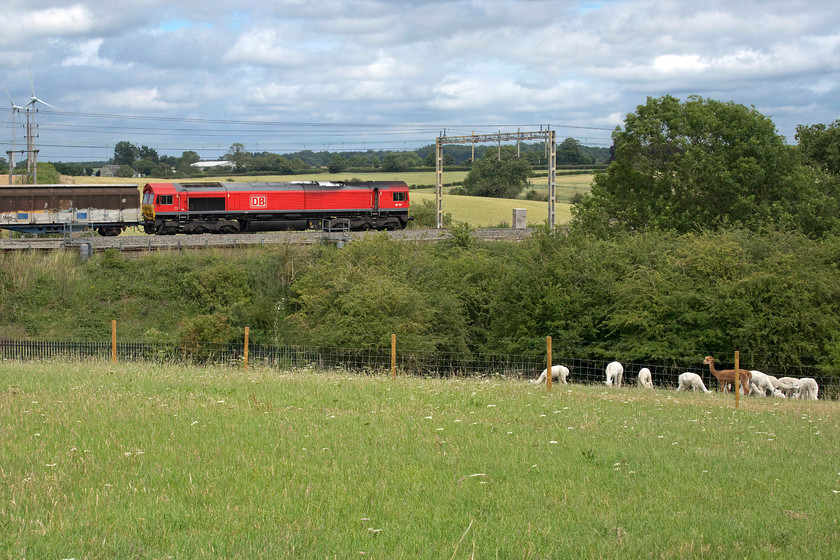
[1,339,838,399]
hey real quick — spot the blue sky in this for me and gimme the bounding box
[1,0,838,162]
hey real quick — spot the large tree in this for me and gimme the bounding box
[113,141,139,166]
[797,120,840,176]
[461,146,532,198]
[327,154,348,173]
[178,150,201,174]
[572,95,828,236]
[557,137,594,164]
[139,145,160,164]
[381,151,421,172]
[225,143,249,171]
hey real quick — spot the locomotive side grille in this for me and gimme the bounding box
[188,197,226,212]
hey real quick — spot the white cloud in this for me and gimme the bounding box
[97,87,179,111]
[222,29,308,67]
[652,54,708,75]
[0,5,97,46]
[0,0,837,159]
[60,39,133,69]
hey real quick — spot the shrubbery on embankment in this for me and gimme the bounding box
[3,226,840,374]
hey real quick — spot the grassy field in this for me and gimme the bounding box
[2,361,838,559]
[411,192,556,227]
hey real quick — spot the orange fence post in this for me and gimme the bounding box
[546,336,552,391]
[111,320,117,364]
[391,334,396,378]
[244,327,250,371]
[734,350,740,409]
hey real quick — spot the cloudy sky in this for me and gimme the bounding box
[1,0,838,162]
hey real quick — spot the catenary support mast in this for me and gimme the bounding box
[434,129,557,229]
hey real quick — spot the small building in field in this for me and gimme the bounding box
[96,165,122,177]
[192,161,233,171]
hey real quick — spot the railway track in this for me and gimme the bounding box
[0,227,534,253]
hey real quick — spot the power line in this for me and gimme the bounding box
[2,108,616,161]
[41,109,616,131]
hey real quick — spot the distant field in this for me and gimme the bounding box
[530,172,595,201]
[410,173,593,226]
[3,360,838,559]
[411,192,558,227]
[60,171,592,228]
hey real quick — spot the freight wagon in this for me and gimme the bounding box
[0,184,141,236]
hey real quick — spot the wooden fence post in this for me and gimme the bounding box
[111,320,117,364]
[244,327,250,371]
[391,334,396,378]
[546,336,552,391]
[734,350,740,409]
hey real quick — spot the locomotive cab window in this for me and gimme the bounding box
[157,195,173,205]
[393,192,406,202]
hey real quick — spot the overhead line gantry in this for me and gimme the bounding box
[434,128,556,229]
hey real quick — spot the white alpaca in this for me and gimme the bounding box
[637,367,653,388]
[775,376,801,398]
[604,361,623,387]
[765,375,787,398]
[795,378,819,400]
[749,370,785,398]
[532,365,570,384]
[675,372,711,393]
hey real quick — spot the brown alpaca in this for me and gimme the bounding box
[703,356,752,395]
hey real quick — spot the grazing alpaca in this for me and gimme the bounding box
[604,361,623,387]
[637,367,653,389]
[702,356,751,395]
[749,370,785,398]
[765,375,787,397]
[775,376,801,398]
[676,372,711,393]
[795,378,819,400]
[532,365,570,385]
[749,383,766,396]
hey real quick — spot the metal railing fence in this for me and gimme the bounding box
[1,339,838,399]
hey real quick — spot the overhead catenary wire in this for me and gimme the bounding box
[1,108,616,161]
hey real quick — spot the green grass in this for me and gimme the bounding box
[411,192,558,227]
[2,360,839,558]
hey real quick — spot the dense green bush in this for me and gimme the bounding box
[406,199,453,228]
[2,229,840,373]
[0,246,308,344]
[178,312,239,353]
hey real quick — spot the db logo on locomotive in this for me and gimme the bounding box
[250,195,267,208]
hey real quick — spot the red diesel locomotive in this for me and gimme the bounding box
[141,180,410,235]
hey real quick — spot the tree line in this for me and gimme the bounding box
[0,136,610,180]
